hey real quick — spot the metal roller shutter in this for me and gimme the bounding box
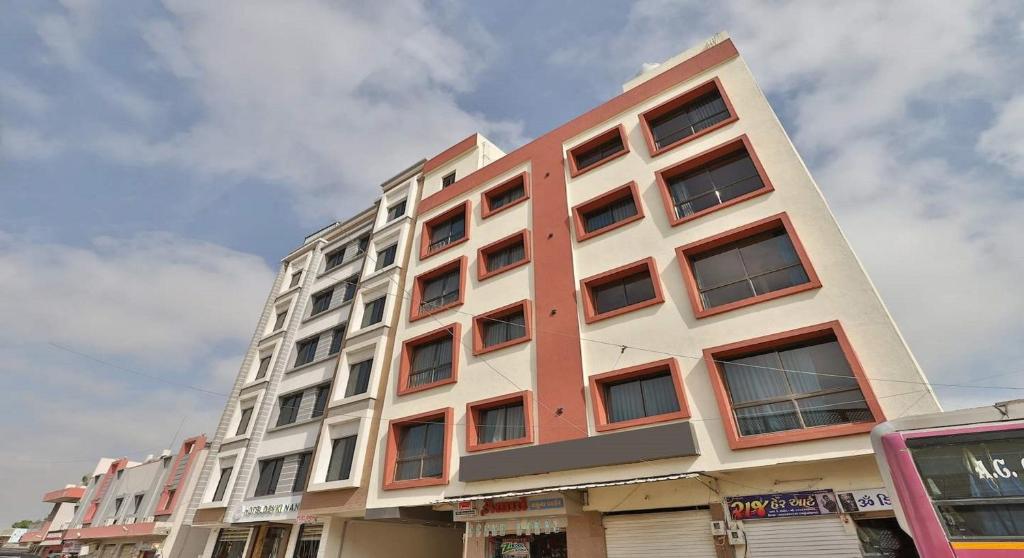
[604,510,718,558]
[743,516,862,557]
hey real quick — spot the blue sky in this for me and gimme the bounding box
[2,0,1023,524]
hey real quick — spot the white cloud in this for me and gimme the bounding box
[0,231,274,362]
[978,95,1024,176]
[1,126,64,160]
[0,74,51,115]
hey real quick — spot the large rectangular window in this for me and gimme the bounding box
[212,466,233,502]
[572,182,645,242]
[420,202,470,259]
[345,359,372,397]
[277,393,302,426]
[484,242,524,273]
[473,301,532,355]
[326,436,357,482]
[593,271,656,314]
[394,419,446,481]
[324,248,345,272]
[428,214,465,252]
[604,372,680,423]
[254,458,283,496]
[478,231,530,281]
[420,269,460,312]
[691,229,809,310]
[720,337,872,436]
[361,297,386,327]
[581,258,664,323]
[294,337,319,366]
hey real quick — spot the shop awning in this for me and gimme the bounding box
[435,472,702,504]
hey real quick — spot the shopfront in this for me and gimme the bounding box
[453,493,579,558]
[726,488,915,557]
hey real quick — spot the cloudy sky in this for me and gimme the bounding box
[2,0,1023,525]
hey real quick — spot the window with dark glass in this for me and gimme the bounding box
[481,309,526,348]
[484,241,525,273]
[310,289,333,316]
[292,452,312,492]
[649,90,730,149]
[582,195,638,234]
[211,529,249,558]
[603,372,680,423]
[277,393,302,426]
[477,402,526,444]
[273,311,288,331]
[667,150,764,219]
[212,466,233,501]
[907,430,1024,540]
[487,180,525,211]
[355,235,369,256]
[289,272,302,288]
[408,337,453,388]
[720,337,871,436]
[324,248,345,271]
[386,200,407,221]
[345,359,373,397]
[591,271,656,315]
[255,356,272,379]
[254,457,283,496]
[311,385,330,418]
[326,436,357,481]
[573,134,625,171]
[132,494,143,513]
[394,419,445,481]
[341,275,359,302]
[292,525,322,558]
[376,244,397,270]
[114,497,123,514]
[361,297,386,327]
[235,406,253,436]
[328,325,345,355]
[441,171,457,188]
[690,229,809,309]
[294,337,319,366]
[427,213,465,252]
[420,269,460,312]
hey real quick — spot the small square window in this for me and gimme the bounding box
[571,182,645,242]
[361,297,386,328]
[375,244,397,270]
[273,311,288,331]
[466,391,533,452]
[295,337,319,366]
[441,171,457,188]
[567,125,629,177]
[326,436,357,481]
[411,257,465,321]
[481,173,530,218]
[289,272,303,288]
[386,199,407,221]
[324,248,346,272]
[420,202,470,260]
[477,230,530,281]
[579,257,664,323]
[398,324,460,396]
[590,358,689,432]
[310,288,333,316]
[472,300,532,355]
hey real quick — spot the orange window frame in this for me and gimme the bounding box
[465,391,535,452]
[579,256,665,324]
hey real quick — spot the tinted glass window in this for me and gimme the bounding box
[592,271,656,315]
[482,310,527,347]
[574,134,625,171]
[409,337,453,388]
[583,195,638,233]
[650,90,730,148]
[691,229,809,309]
[478,403,526,444]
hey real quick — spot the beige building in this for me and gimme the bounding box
[363,33,939,558]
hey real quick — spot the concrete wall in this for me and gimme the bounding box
[338,521,462,558]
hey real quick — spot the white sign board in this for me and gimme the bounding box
[836,488,893,513]
[231,494,303,523]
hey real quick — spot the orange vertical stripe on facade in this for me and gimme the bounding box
[531,137,588,443]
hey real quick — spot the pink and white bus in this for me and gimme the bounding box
[872,399,1024,557]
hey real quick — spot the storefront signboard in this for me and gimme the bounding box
[835,488,893,513]
[726,490,841,520]
[231,494,302,523]
[465,517,566,538]
[453,495,567,522]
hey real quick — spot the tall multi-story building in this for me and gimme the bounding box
[186,160,480,558]
[362,33,939,558]
[48,436,210,558]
